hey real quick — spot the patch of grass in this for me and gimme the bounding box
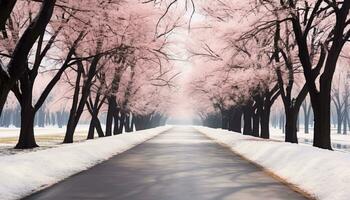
[0,132,88,144]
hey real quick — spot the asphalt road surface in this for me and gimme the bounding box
[24,126,307,200]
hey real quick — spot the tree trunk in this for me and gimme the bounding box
[15,106,38,149]
[343,114,347,135]
[345,112,350,134]
[304,114,309,134]
[221,110,229,130]
[303,103,311,134]
[105,97,116,136]
[64,56,100,143]
[113,109,120,135]
[243,105,253,135]
[64,69,82,143]
[130,115,134,132]
[56,111,63,128]
[285,108,298,143]
[0,81,12,117]
[117,112,125,134]
[337,111,342,134]
[87,117,95,140]
[125,113,132,132]
[311,91,332,150]
[87,114,104,140]
[95,118,104,137]
[279,113,283,130]
[252,110,260,137]
[229,107,242,133]
[260,107,270,139]
[134,116,142,131]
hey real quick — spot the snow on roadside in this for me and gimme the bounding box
[195,126,350,200]
[270,127,350,147]
[0,126,171,200]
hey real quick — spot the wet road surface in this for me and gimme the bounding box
[24,126,307,200]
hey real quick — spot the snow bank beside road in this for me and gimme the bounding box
[195,126,350,200]
[0,126,171,200]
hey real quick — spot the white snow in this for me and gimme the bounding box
[270,127,350,151]
[195,126,350,200]
[0,126,171,200]
[0,125,90,138]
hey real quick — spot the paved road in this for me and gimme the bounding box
[24,127,307,200]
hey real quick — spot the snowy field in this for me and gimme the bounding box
[0,125,90,138]
[0,126,171,200]
[0,125,90,156]
[270,126,350,152]
[196,126,350,200]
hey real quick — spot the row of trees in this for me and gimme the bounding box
[187,0,350,150]
[0,0,179,149]
[0,105,69,128]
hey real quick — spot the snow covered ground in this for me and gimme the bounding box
[270,127,350,152]
[0,126,171,200]
[196,126,350,200]
[0,125,90,156]
[0,125,90,138]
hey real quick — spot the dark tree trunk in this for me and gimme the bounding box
[87,118,95,140]
[64,68,82,143]
[152,114,163,128]
[86,81,105,140]
[105,97,116,136]
[134,115,153,131]
[311,91,332,150]
[64,56,101,143]
[105,109,113,136]
[113,109,120,135]
[285,108,298,143]
[87,114,104,140]
[229,107,242,133]
[125,113,132,132]
[134,115,147,131]
[15,105,38,149]
[260,86,280,139]
[221,110,229,130]
[252,110,260,137]
[253,94,265,137]
[12,69,40,149]
[260,107,270,139]
[134,116,142,131]
[243,104,253,135]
